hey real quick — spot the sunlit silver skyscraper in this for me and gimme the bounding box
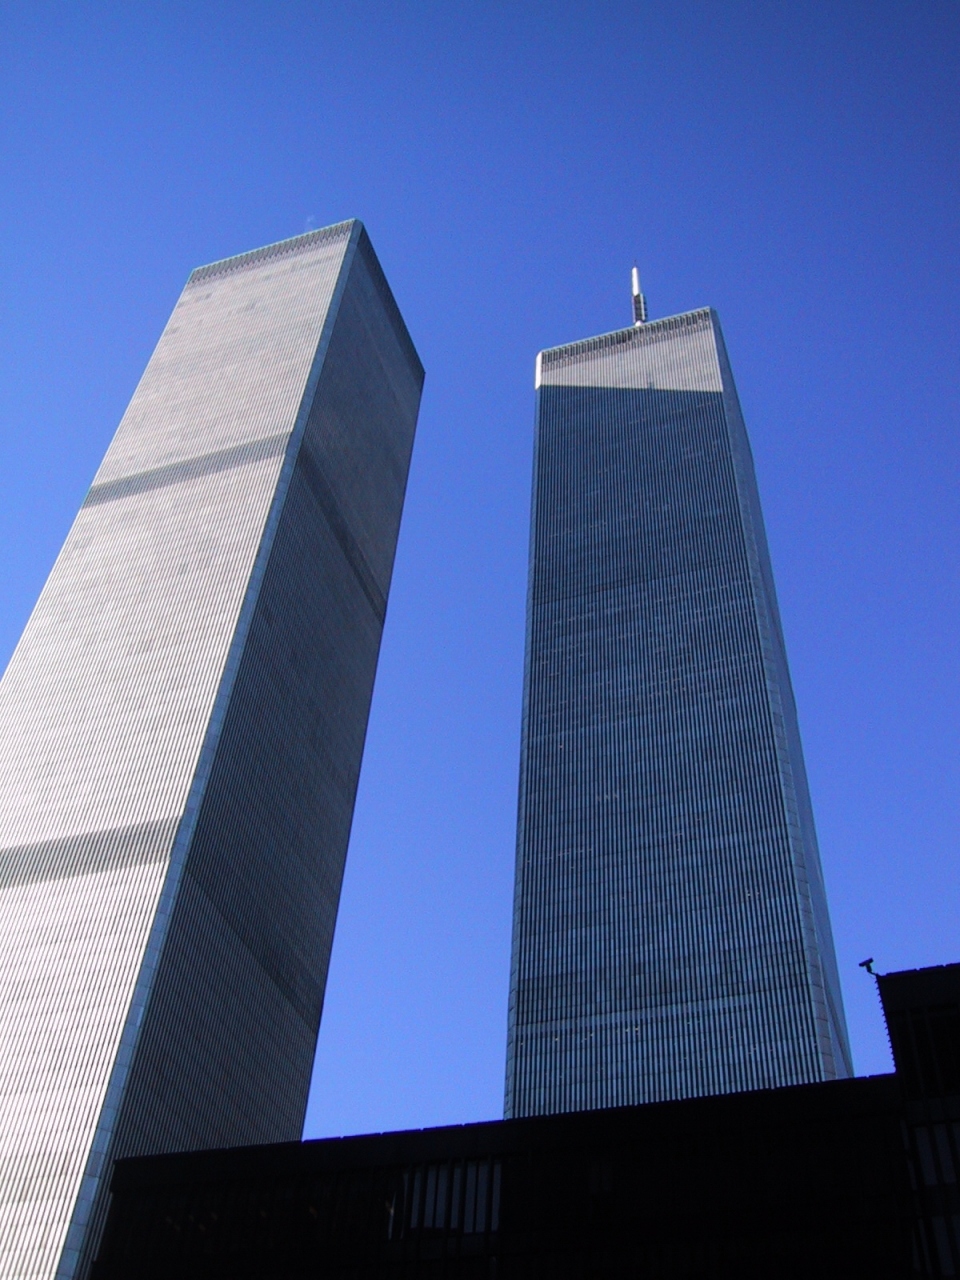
[0,221,423,1278]
[505,276,850,1118]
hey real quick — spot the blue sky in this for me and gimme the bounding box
[0,2,957,1137]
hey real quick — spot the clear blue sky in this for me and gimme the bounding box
[0,2,957,1138]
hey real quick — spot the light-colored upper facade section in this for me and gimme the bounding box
[535,308,722,394]
[0,224,353,849]
[93,224,354,482]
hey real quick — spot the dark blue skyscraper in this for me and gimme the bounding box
[505,285,851,1118]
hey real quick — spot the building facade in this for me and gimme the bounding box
[0,221,423,1279]
[505,304,850,1118]
[91,1072,915,1280]
[93,961,960,1280]
[879,963,960,1275]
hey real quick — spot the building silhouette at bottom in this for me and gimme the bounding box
[92,963,960,1280]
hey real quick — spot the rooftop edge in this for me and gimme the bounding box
[187,220,357,285]
[538,307,714,369]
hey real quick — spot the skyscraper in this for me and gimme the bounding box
[0,220,423,1279]
[505,280,850,1119]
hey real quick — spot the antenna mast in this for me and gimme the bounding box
[631,266,648,326]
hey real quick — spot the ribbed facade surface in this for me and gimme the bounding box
[0,221,423,1280]
[505,308,850,1119]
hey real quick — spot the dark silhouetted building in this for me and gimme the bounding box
[90,962,960,1280]
[880,963,960,1275]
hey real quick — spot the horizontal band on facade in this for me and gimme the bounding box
[83,433,291,507]
[0,816,177,891]
[187,221,355,285]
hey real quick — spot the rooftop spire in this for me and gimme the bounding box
[631,265,648,326]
